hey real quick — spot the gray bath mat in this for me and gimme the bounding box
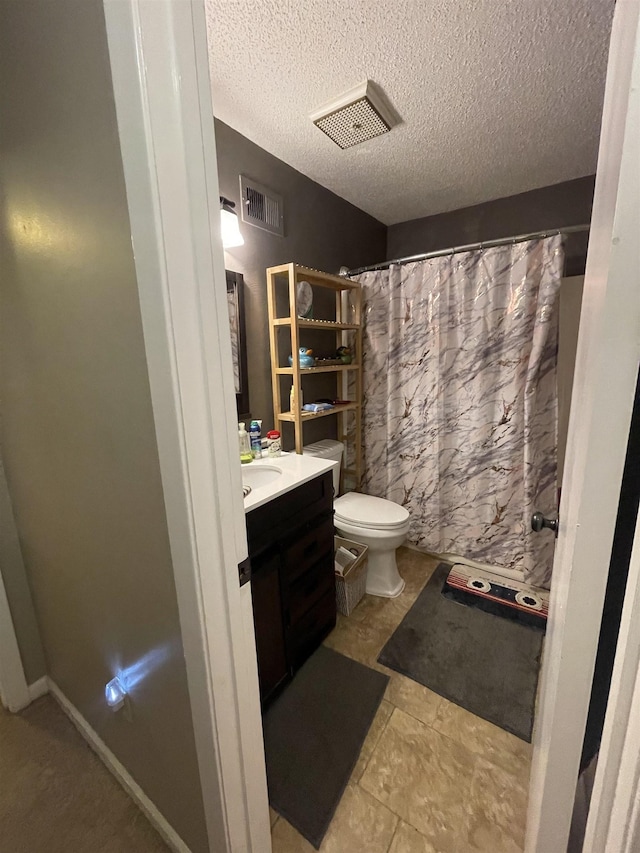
[263,645,389,848]
[378,563,543,741]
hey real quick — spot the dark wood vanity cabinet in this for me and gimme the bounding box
[246,471,336,706]
[250,547,288,701]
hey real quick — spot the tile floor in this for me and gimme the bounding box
[270,547,532,853]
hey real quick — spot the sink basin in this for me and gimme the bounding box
[242,465,282,493]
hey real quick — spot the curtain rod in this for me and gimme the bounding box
[344,224,591,276]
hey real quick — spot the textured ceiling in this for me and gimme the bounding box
[205,0,614,226]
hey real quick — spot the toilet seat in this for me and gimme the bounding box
[334,492,410,531]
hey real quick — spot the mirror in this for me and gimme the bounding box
[226,269,250,419]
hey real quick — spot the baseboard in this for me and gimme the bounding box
[441,553,527,584]
[404,542,527,583]
[47,679,191,853]
[403,542,437,557]
[28,676,49,702]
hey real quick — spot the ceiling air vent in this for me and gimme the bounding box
[239,176,284,237]
[310,80,399,150]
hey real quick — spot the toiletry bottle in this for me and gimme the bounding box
[267,430,281,457]
[238,423,252,464]
[289,385,303,412]
[249,420,262,459]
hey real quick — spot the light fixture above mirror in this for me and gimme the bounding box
[220,196,244,249]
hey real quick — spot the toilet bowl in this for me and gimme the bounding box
[303,440,410,598]
[334,492,409,597]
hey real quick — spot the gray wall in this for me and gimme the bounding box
[387,176,595,277]
[0,2,208,850]
[215,119,386,446]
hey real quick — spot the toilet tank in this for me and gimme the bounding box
[303,439,344,496]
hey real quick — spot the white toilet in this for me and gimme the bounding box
[303,440,410,598]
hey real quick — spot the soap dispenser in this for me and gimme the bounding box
[238,422,253,464]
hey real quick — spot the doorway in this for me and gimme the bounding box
[201,1,640,852]
[103,0,640,851]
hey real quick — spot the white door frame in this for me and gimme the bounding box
[583,13,640,851]
[0,567,30,713]
[527,2,640,851]
[0,458,30,712]
[104,1,269,850]
[584,512,640,852]
[105,1,640,851]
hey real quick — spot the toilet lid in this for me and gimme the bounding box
[334,492,410,530]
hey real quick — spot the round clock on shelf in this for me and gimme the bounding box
[296,280,313,319]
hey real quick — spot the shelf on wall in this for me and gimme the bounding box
[275,364,360,375]
[272,318,359,330]
[267,263,359,291]
[277,402,359,422]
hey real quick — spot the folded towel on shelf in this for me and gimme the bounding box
[302,403,334,413]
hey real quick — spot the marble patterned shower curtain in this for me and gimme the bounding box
[355,236,563,588]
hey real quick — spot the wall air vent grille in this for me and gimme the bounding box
[239,176,284,237]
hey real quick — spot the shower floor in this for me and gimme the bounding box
[270,546,531,853]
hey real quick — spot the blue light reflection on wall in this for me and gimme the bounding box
[107,643,173,704]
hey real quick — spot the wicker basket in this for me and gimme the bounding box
[334,536,369,616]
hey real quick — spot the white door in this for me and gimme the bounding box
[526,3,640,851]
[104,1,270,850]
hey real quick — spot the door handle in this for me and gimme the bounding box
[531,512,559,537]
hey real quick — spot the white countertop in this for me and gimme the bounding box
[243,452,337,513]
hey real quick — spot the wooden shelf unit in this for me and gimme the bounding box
[266,263,362,487]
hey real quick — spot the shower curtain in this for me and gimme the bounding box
[355,236,563,588]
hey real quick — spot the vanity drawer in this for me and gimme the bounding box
[246,471,332,556]
[283,514,334,583]
[289,589,336,670]
[288,552,334,625]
